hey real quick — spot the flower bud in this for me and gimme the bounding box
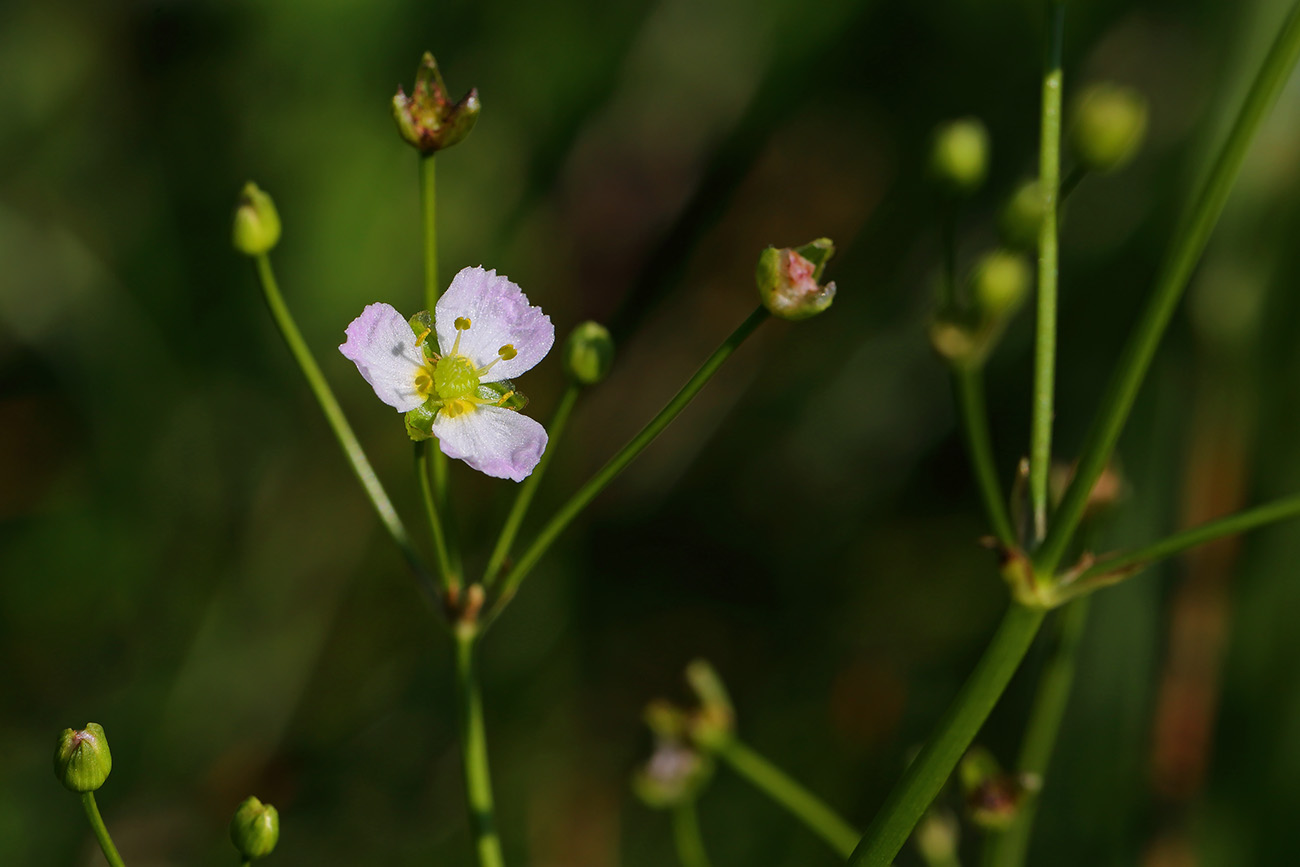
[929,118,990,195]
[959,747,1030,831]
[1071,83,1148,173]
[393,52,481,154]
[915,809,960,865]
[684,659,735,750]
[756,238,837,321]
[632,740,714,809]
[999,180,1046,250]
[563,321,615,386]
[972,250,1031,320]
[230,796,280,860]
[232,182,282,256]
[54,723,112,793]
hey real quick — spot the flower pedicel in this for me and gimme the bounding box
[340,266,554,481]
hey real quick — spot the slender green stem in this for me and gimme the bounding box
[953,366,1016,548]
[415,441,459,593]
[1036,0,1300,576]
[455,628,505,867]
[483,384,582,588]
[1029,0,1065,544]
[715,738,859,858]
[420,154,439,312]
[982,598,1090,867]
[1075,492,1300,585]
[485,306,770,623]
[849,603,1047,866]
[418,152,461,573]
[253,254,439,607]
[671,801,713,867]
[80,792,126,867]
[1057,165,1087,205]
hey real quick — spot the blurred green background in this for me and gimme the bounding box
[4,0,1300,864]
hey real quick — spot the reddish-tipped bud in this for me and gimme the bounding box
[393,53,481,154]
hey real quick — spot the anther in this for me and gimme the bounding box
[455,317,472,331]
[497,344,517,360]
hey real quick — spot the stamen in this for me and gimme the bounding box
[451,316,471,355]
[498,344,517,360]
[414,326,431,347]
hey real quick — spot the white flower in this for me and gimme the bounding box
[339,266,554,481]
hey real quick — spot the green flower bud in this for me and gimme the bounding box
[230,796,280,860]
[915,809,960,865]
[684,659,735,750]
[756,238,837,321]
[999,180,1046,250]
[393,53,481,154]
[562,321,615,386]
[232,182,282,256]
[1071,83,1148,173]
[54,723,112,793]
[972,250,1031,320]
[632,741,714,809]
[929,118,990,195]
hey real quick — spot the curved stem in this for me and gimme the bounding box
[80,792,126,867]
[455,628,505,867]
[415,441,459,593]
[953,366,1016,548]
[849,603,1046,866]
[716,738,859,858]
[483,384,581,587]
[485,306,770,623]
[253,254,439,608]
[1036,0,1300,576]
[982,598,1090,867]
[671,801,713,867]
[1075,492,1300,585]
[1029,0,1065,544]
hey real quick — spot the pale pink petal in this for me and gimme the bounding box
[339,302,427,412]
[435,266,554,380]
[431,404,548,482]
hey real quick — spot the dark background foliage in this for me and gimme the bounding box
[4,0,1300,864]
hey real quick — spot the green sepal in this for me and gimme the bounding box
[405,401,437,441]
[478,380,529,411]
[54,723,112,793]
[407,311,437,358]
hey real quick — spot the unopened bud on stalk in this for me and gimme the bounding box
[684,659,735,749]
[54,723,112,793]
[972,250,1031,320]
[232,183,281,256]
[756,238,837,321]
[959,746,1030,830]
[1071,83,1148,173]
[230,796,280,860]
[999,180,1046,250]
[915,808,960,865]
[563,321,615,385]
[929,118,990,194]
[393,52,481,154]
